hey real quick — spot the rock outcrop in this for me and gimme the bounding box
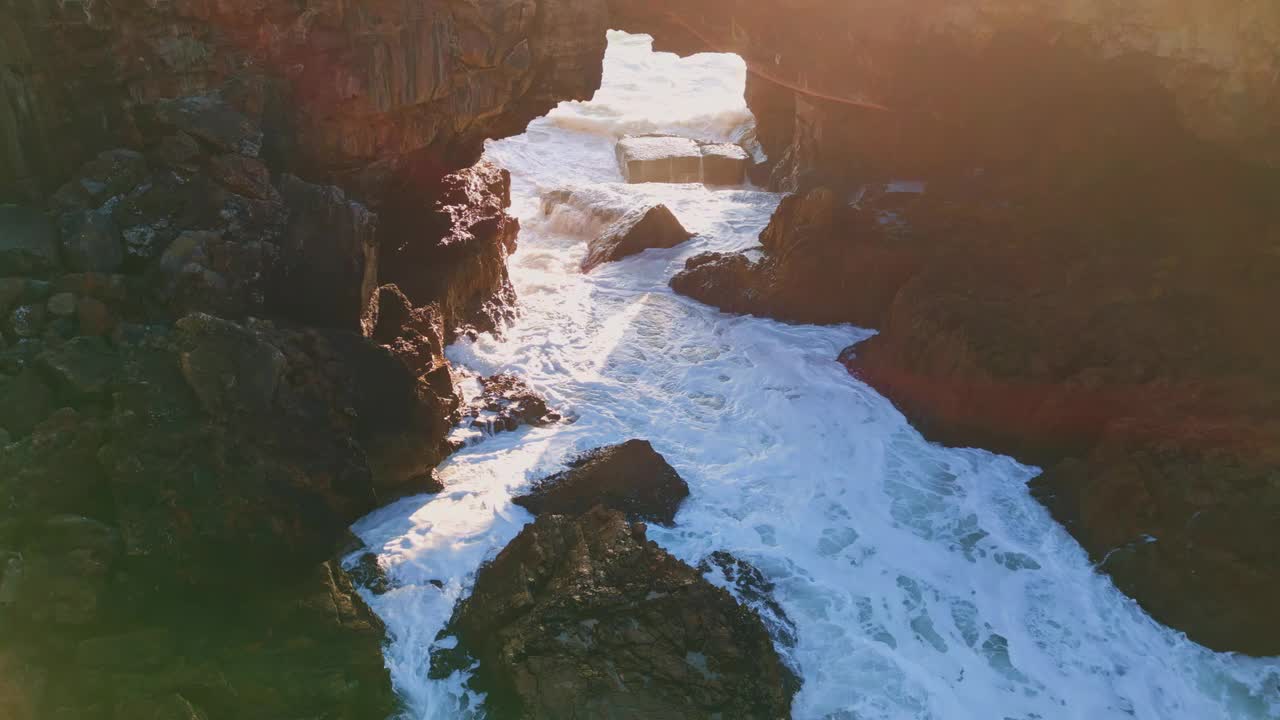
[616,135,750,185]
[611,0,1280,178]
[0,0,618,709]
[582,203,693,273]
[514,439,691,525]
[380,161,521,338]
[458,373,560,440]
[671,187,910,326]
[673,174,1280,656]
[614,0,1280,657]
[439,506,798,719]
[2,0,612,203]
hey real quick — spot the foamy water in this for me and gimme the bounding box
[351,31,1280,720]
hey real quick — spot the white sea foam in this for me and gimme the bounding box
[351,30,1280,720]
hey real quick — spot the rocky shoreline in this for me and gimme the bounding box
[3,0,1279,716]
[615,0,1280,658]
[1,0,615,715]
[666,147,1280,656]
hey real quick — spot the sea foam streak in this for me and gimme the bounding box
[351,31,1280,720]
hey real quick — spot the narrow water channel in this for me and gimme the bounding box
[351,31,1280,720]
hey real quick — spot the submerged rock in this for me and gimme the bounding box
[443,506,798,719]
[581,203,693,273]
[513,439,689,525]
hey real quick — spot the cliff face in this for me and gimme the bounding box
[611,0,1280,180]
[0,1,613,717]
[1,0,608,202]
[639,0,1280,655]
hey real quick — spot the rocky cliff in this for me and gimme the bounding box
[636,0,1280,656]
[0,0,615,717]
[611,0,1280,182]
[2,0,608,202]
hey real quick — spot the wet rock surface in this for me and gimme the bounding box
[459,373,560,439]
[616,135,750,185]
[670,187,918,326]
[439,506,799,719]
[582,203,694,272]
[514,439,691,525]
[675,169,1280,655]
[613,0,1280,657]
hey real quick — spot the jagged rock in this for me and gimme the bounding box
[513,439,690,525]
[460,374,559,438]
[0,206,60,276]
[699,551,799,649]
[58,209,124,274]
[442,507,798,719]
[380,161,520,338]
[581,203,693,272]
[348,552,391,596]
[350,285,459,499]
[270,176,378,331]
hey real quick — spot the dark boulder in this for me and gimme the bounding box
[443,506,798,719]
[513,439,689,525]
[581,203,693,273]
[699,551,799,650]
